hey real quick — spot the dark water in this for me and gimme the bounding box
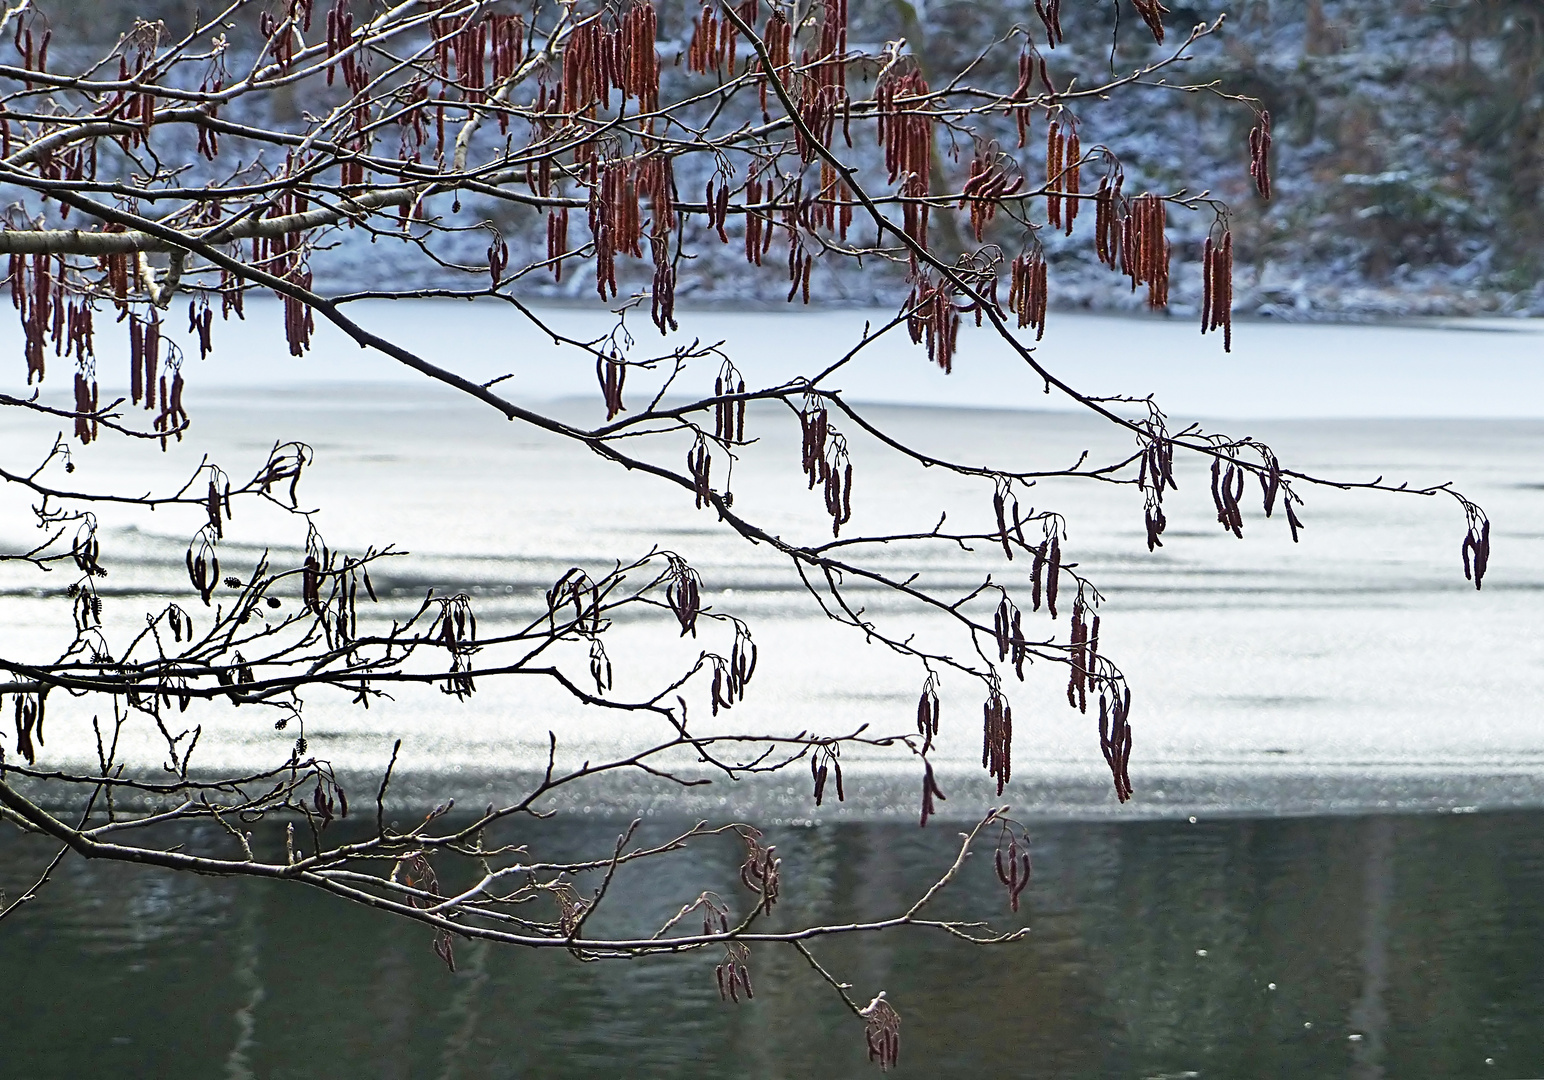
[4,809,1543,1078]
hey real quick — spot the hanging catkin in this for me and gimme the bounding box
[1045,120,1063,230]
[877,67,933,253]
[1125,193,1170,309]
[1249,110,1272,200]
[1008,251,1049,339]
[1201,225,1233,351]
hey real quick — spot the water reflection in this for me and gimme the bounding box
[1349,816,1392,1080]
[4,810,1543,1077]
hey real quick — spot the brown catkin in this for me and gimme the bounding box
[129,312,143,404]
[1007,252,1048,339]
[73,371,90,443]
[1067,602,1084,706]
[1033,256,1047,338]
[1045,120,1063,229]
[1249,110,1272,200]
[877,67,932,254]
[1201,227,1233,352]
[550,207,568,282]
[1008,256,1025,327]
[143,313,160,410]
[1127,194,1169,309]
[745,174,763,265]
[1063,128,1080,234]
[1201,235,1214,336]
[1132,0,1166,43]
[1046,533,1060,618]
[1221,229,1233,351]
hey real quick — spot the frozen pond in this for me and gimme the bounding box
[0,304,1541,818]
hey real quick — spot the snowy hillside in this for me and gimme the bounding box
[34,0,1544,318]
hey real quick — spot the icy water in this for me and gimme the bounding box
[5,811,1544,1078]
[2,304,1544,1074]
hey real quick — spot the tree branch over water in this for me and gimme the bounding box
[0,0,1491,1066]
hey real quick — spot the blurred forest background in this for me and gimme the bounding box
[28,0,1544,317]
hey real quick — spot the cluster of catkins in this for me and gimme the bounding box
[1138,430,1177,551]
[1461,513,1491,590]
[738,828,780,915]
[808,161,855,239]
[127,311,188,444]
[1008,250,1048,339]
[710,626,757,714]
[666,560,703,636]
[10,691,45,765]
[1011,42,1056,146]
[876,66,933,251]
[1201,226,1234,351]
[597,350,626,420]
[811,741,844,805]
[1124,193,1170,308]
[994,827,1032,912]
[686,2,741,75]
[428,6,525,105]
[754,7,792,118]
[918,760,947,826]
[863,997,901,1072]
[715,943,754,1003]
[560,3,659,113]
[1213,452,1305,541]
[983,688,1013,795]
[905,276,961,372]
[1066,593,1099,712]
[687,436,713,509]
[959,144,1023,242]
[1099,688,1134,802]
[1045,118,1080,234]
[587,154,677,330]
[713,362,746,442]
[993,595,1030,682]
[1249,111,1273,200]
[9,253,74,383]
[800,402,853,536]
[792,0,850,162]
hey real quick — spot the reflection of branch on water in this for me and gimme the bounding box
[223,889,266,1080]
[1349,816,1393,1080]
